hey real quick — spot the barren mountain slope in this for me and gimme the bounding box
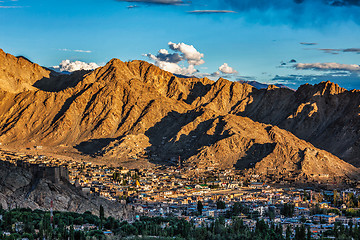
[0,49,359,180]
[0,49,52,93]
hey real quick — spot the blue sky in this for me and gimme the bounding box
[1,0,360,89]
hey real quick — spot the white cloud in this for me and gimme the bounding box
[219,63,237,74]
[295,62,360,72]
[59,48,92,53]
[211,71,220,76]
[188,10,237,14]
[194,71,222,79]
[157,61,197,75]
[52,60,99,72]
[145,41,204,76]
[168,42,205,66]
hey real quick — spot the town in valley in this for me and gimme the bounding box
[1,148,360,239]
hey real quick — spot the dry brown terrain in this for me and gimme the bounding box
[0,48,359,180]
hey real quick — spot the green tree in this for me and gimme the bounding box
[197,201,203,215]
[229,202,248,217]
[255,219,268,237]
[282,203,295,217]
[346,193,356,208]
[333,190,339,206]
[70,225,75,240]
[295,225,306,240]
[216,200,226,209]
[21,233,34,240]
[306,226,311,240]
[99,205,104,230]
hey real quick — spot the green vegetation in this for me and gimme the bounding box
[281,203,295,218]
[0,206,283,240]
[1,205,359,240]
[216,200,226,210]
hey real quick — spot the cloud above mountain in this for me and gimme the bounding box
[52,60,99,73]
[219,63,237,74]
[272,72,360,90]
[276,61,360,89]
[145,41,204,75]
[157,61,197,75]
[146,49,183,63]
[168,42,205,66]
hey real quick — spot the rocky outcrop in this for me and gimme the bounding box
[0,160,131,219]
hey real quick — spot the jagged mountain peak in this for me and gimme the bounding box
[313,81,346,95]
[296,81,347,98]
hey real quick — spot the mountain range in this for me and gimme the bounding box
[0,48,360,182]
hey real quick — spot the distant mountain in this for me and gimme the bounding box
[0,48,359,182]
[237,80,293,90]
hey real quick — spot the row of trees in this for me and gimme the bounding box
[0,206,287,240]
[3,203,360,239]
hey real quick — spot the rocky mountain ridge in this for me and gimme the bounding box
[0,49,359,181]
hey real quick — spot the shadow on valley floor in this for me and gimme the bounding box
[75,138,118,155]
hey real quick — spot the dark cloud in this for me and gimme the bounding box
[116,0,185,5]
[343,48,360,53]
[145,49,183,63]
[188,10,237,14]
[319,48,340,54]
[300,42,318,45]
[279,59,297,66]
[319,48,360,54]
[236,75,256,81]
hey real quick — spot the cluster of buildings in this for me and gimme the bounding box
[2,149,360,238]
